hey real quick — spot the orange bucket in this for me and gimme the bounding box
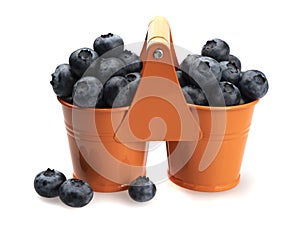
[58,98,147,192]
[167,100,258,192]
[57,16,260,193]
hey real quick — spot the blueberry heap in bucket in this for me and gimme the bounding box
[51,35,268,109]
[41,34,269,207]
[50,33,143,108]
[179,39,268,106]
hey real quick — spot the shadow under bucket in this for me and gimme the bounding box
[166,100,258,192]
[58,98,147,192]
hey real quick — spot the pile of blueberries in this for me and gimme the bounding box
[34,168,156,207]
[51,33,143,108]
[51,35,268,108]
[178,38,269,106]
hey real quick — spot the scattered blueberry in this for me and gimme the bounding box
[188,56,222,87]
[128,176,156,202]
[239,70,269,100]
[34,168,66,198]
[93,33,124,58]
[118,50,143,73]
[50,64,77,98]
[228,54,242,70]
[72,76,103,108]
[201,38,230,61]
[59,179,93,208]
[182,85,208,105]
[176,70,188,87]
[69,48,99,78]
[220,61,241,85]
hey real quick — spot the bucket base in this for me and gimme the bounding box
[168,173,240,192]
[73,173,128,193]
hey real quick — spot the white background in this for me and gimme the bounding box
[1,0,299,224]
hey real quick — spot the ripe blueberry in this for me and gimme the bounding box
[219,81,241,106]
[176,70,188,87]
[120,72,141,106]
[182,85,208,106]
[220,61,241,85]
[50,64,77,98]
[34,168,66,198]
[239,95,251,105]
[239,70,268,100]
[228,54,242,70]
[102,76,129,108]
[69,48,99,78]
[72,76,103,108]
[93,33,124,58]
[179,54,201,81]
[201,39,230,62]
[188,56,222,87]
[86,57,126,84]
[59,179,93,207]
[118,50,143,73]
[128,176,156,202]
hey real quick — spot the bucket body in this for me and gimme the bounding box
[59,99,147,192]
[167,100,258,192]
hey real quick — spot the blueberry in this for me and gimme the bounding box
[69,48,99,78]
[182,85,208,105]
[102,76,129,107]
[220,61,241,85]
[93,33,124,58]
[95,98,108,108]
[239,95,251,105]
[118,72,141,106]
[103,73,141,108]
[59,179,93,208]
[179,54,201,73]
[86,57,126,84]
[201,39,230,62]
[50,64,77,98]
[34,168,66,198]
[188,56,222,87]
[176,70,188,87]
[118,50,143,73]
[228,54,242,70]
[179,54,201,81]
[219,81,241,106]
[239,70,269,100]
[73,76,103,108]
[128,176,156,202]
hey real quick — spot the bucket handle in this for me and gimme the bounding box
[114,16,202,142]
